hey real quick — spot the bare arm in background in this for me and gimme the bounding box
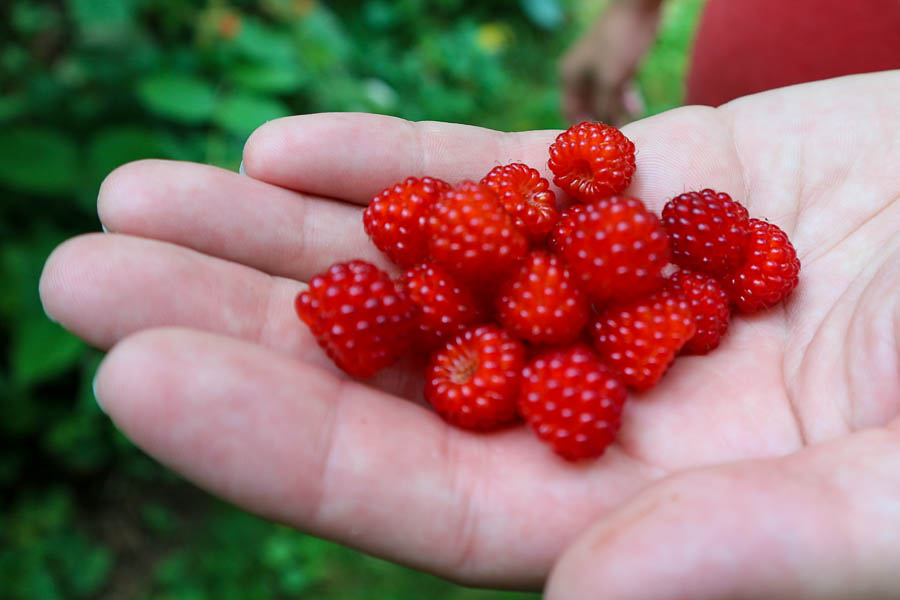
[561,0,665,124]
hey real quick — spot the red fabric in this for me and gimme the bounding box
[685,0,900,106]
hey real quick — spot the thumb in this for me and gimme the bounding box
[546,426,900,600]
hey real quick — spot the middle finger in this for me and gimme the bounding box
[98,159,391,281]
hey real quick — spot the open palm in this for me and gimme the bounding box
[40,72,900,597]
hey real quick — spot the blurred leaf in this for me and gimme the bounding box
[1,44,30,76]
[155,552,189,587]
[8,488,74,542]
[42,412,111,473]
[21,569,64,600]
[87,126,168,189]
[0,387,41,437]
[227,63,308,94]
[230,18,297,65]
[362,78,398,111]
[141,502,179,535]
[137,74,218,124]
[55,534,113,597]
[12,316,85,388]
[362,1,399,30]
[520,0,565,30]
[0,128,79,195]
[213,92,290,137]
[11,2,62,35]
[295,7,352,71]
[1,231,67,319]
[76,350,104,412]
[0,451,23,486]
[279,568,312,595]
[67,0,137,31]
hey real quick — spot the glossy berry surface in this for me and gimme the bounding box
[295,260,415,378]
[724,218,801,312]
[667,270,730,354]
[496,251,589,345]
[518,345,627,461]
[547,203,588,255]
[591,291,696,391]
[427,181,529,282]
[400,262,484,350]
[661,189,750,276]
[425,325,525,430]
[363,176,450,267]
[548,122,636,203]
[551,197,670,303]
[480,163,559,242]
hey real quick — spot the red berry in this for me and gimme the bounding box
[518,345,627,461]
[363,176,450,267]
[548,122,636,202]
[424,325,525,430]
[667,270,730,354]
[427,181,529,282]
[591,291,695,391]
[399,262,485,350]
[551,197,670,303]
[547,203,588,255]
[496,251,589,345]
[723,219,801,312]
[661,189,750,276]
[295,260,415,378]
[480,163,559,242]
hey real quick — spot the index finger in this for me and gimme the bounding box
[241,112,559,204]
[241,111,748,216]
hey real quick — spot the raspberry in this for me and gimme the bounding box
[363,176,450,267]
[427,181,529,282]
[295,260,415,378]
[518,345,627,461]
[551,197,669,303]
[480,163,559,242]
[496,250,589,345]
[661,189,750,276]
[399,262,485,350]
[548,122,636,203]
[591,291,695,391]
[424,325,525,430]
[666,270,730,354]
[546,203,588,255]
[724,219,801,312]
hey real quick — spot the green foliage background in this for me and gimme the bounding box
[0,0,703,597]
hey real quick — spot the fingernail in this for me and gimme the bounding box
[101,223,108,233]
[239,160,246,175]
[92,374,106,414]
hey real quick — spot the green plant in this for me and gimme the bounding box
[0,0,697,596]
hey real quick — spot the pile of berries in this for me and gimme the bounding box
[295,122,801,461]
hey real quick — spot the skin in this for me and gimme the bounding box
[561,0,663,125]
[39,72,900,597]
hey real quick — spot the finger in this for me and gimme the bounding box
[242,110,752,215]
[546,429,900,600]
[96,327,656,587]
[98,159,389,281]
[561,67,596,124]
[40,232,303,350]
[241,112,559,204]
[38,232,427,397]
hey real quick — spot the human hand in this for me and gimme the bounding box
[560,0,662,125]
[39,72,900,594]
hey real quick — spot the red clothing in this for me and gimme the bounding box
[686,0,900,106]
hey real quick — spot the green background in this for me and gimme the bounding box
[0,0,703,597]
